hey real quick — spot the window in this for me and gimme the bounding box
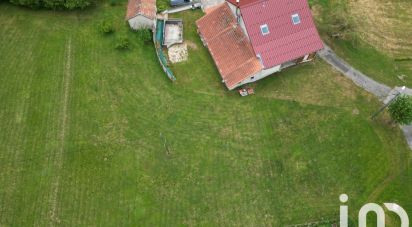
[260,24,269,35]
[292,14,301,25]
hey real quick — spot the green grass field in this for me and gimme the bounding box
[0,1,411,226]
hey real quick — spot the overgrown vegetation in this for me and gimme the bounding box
[98,19,115,34]
[9,0,92,9]
[109,0,118,6]
[312,0,412,87]
[156,0,168,12]
[315,0,356,45]
[115,34,129,49]
[389,95,412,125]
[136,29,152,43]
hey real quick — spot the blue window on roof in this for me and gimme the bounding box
[260,24,269,35]
[292,14,301,25]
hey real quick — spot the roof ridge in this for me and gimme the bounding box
[208,22,237,42]
[239,0,264,8]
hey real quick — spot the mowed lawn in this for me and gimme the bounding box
[0,1,411,226]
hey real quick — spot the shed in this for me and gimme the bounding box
[126,0,157,30]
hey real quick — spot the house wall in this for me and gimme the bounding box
[229,52,319,90]
[281,52,317,70]
[232,65,281,89]
[128,15,155,30]
[227,3,249,40]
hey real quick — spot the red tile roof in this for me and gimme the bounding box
[196,3,263,90]
[229,0,323,68]
[126,0,156,20]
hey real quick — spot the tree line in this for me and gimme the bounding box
[7,0,94,10]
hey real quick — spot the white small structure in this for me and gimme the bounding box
[163,19,184,47]
[126,0,157,30]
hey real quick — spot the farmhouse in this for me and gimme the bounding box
[126,0,157,30]
[196,0,324,90]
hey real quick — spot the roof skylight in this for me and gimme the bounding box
[292,14,301,25]
[260,24,269,36]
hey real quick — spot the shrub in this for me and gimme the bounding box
[388,94,412,125]
[115,35,130,50]
[98,19,115,34]
[137,29,152,43]
[109,0,117,6]
[156,0,168,12]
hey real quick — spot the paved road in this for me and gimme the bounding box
[319,44,412,149]
[318,45,391,100]
[162,3,202,14]
[201,0,224,11]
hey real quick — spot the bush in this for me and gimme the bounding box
[109,0,117,6]
[137,29,152,43]
[115,35,130,50]
[98,19,115,34]
[156,0,168,12]
[9,0,92,9]
[388,94,412,125]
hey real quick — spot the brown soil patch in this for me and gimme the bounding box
[185,40,198,50]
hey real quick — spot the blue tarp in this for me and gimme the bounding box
[154,19,176,81]
[156,20,164,42]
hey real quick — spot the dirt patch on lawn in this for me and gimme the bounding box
[185,40,198,50]
[348,0,412,57]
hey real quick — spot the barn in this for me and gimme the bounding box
[126,0,157,30]
[196,0,324,90]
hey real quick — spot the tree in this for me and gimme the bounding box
[388,94,412,125]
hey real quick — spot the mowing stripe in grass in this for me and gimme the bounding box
[48,37,72,225]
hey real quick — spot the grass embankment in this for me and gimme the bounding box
[311,0,412,88]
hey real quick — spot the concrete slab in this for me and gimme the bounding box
[164,24,182,46]
[201,0,224,11]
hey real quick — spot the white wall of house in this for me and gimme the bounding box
[229,52,319,89]
[227,2,250,40]
[128,15,155,30]
[232,64,281,89]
